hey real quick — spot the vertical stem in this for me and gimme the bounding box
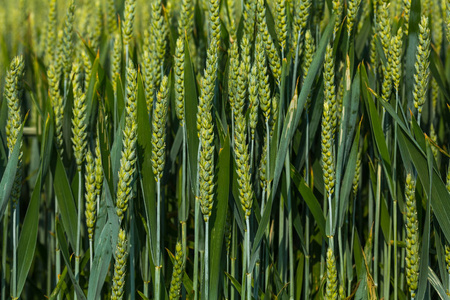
[393,89,399,300]
[12,205,17,298]
[130,198,135,300]
[264,119,270,291]
[194,144,201,300]
[230,220,237,300]
[374,163,382,288]
[338,229,344,295]
[182,126,187,265]
[193,200,200,300]
[89,239,93,270]
[245,217,251,300]
[291,31,302,100]
[2,204,8,300]
[205,220,210,299]
[328,193,334,251]
[143,236,149,297]
[75,172,82,300]
[304,113,310,299]
[55,197,61,300]
[155,180,161,300]
[285,152,294,300]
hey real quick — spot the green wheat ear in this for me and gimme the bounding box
[5,56,25,208]
[404,173,419,298]
[71,61,87,171]
[413,16,431,121]
[122,0,136,48]
[175,37,185,126]
[234,111,253,218]
[325,247,338,300]
[116,60,138,221]
[84,148,96,241]
[152,76,169,181]
[112,229,128,300]
[292,0,310,57]
[169,242,185,299]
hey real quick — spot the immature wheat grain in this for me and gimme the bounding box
[275,0,287,55]
[151,2,166,88]
[116,60,138,221]
[71,62,87,171]
[44,0,57,65]
[209,0,220,43]
[106,0,117,34]
[151,76,169,181]
[84,149,96,241]
[177,0,194,38]
[403,0,411,34]
[122,0,136,48]
[405,173,419,298]
[303,30,315,111]
[242,0,256,38]
[169,242,185,300]
[326,247,338,300]
[257,0,281,83]
[323,44,337,139]
[413,16,431,123]
[347,0,361,36]
[59,0,75,79]
[112,229,128,300]
[48,64,64,156]
[292,0,310,57]
[175,37,185,126]
[5,56,24,208]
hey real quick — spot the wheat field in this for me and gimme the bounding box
[0,0,450,299]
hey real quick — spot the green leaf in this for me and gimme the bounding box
[53,153,78,248]
[225,272,242,296]
[56,220,86,300]
[0,124,23,219]
[16,172,41,296]
[87,221,113,300]
[136,70,157,262]
[209,132,230,300]
[428,266,450,300]
[271,15,336,206]
[397,128,450,243]
[416,144,433,300]
[290,166,326,237]
[337,124,360,228]
[184,36,199,194]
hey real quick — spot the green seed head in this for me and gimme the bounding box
[326,247,338,300]
[169,242,185,299]
[175,37,186,126]
[152,76,169,181]
[404,173,419,298]
[391,28,403,92]
[106,0,117,34]
[413,16,431,117]
[5,56,25,208]
[178,0,194,38]
[122,0,136,47]
[85,149,97,240]
[94,134,103,197]
[292,0,311,57]
[112,229,128,300]
[347,0,361,36]
[116,60,138,221]
[234,111,253,218]
[111,32,122,92]
[60,0,75,78]
[249,63,259,139]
